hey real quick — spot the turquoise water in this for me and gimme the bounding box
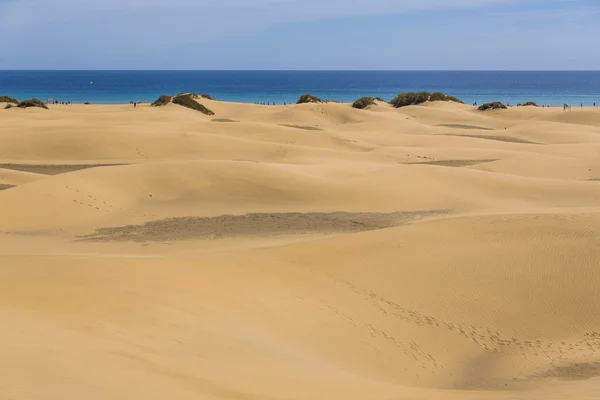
[1,71,599,106]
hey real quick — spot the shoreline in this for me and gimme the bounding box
[3,100,599,109]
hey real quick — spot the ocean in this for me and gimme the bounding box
[1,71,599,106]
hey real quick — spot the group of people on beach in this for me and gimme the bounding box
[52,100,72,105]
[255,101,283,106]
[561,103,598,110]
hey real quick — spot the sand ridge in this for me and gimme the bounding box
[2,101,600,399]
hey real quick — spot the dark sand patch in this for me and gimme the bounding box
[410,159,498,167]
[437,124,494,131]
[0,184,15,191]
[79,210,449,242]
[534,362,600,381]
[212,118,239,123]
[0,163,127,175]
[445,134,541,144]
[279,124,323,131]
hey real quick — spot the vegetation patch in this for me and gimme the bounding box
[519,101,538,107]
[389,91,463,108]
[4,103,14,109]
[389,92,430,108]
[429,92,464,103]
[477,102,507,111]
[151,95,172,107]
[352,97,376,109]
[0,95,18,104]
[17,98,48,109]
[296,94,323,104]
[172,94,215,115]
[185,93,212,99]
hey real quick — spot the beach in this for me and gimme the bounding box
[2,99,600,399]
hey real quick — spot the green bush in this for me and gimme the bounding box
[0,95,18,104]
[429,92,464,103]
[296,94,323,104]
[519,101,538,107]
[477,102,507,111]
[352,97,376,109]
[17,98,48,109]
[172,94,215,115]
[151,95,172,107]
[389,92,429,108]
[389,91,464,108]
[200,93,213,100]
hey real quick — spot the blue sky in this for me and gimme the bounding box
[0,0,598,69]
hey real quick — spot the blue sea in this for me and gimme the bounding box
[1,71,600,106]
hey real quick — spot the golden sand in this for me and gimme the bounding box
[2,100,600,399]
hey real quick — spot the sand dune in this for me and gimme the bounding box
[2,101,600,399]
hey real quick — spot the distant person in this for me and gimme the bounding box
[134,102,137,108]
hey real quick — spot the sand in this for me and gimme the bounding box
[2,100,600,399]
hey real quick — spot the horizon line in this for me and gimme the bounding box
[2,69,600,72]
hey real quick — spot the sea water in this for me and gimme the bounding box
[1,70,599,106]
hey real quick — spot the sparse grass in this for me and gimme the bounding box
[17,98,48,109]
[151,95,172,107]
[200,93,213,100]
[520,101,538,107]
[478,102,507,111]
[0,95,18,104]
[4,103,14,109]
[297,94,323,104]
[429,92,464,104]
[352,97,376,109]
[172,94,215,115]
[374,97,385,102]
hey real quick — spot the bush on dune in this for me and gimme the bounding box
[4,103,14,109]
[389,91,430,108]
[296,94,323,104]
[0,95,18,104]
[389,91,464,108]
[172,94,215,115]
[17,98,48,109]
[429,92,464,104]
[519,101,538,107]
[352,97,376,109]
[478,102,507,111]
[185,93,213,100]
[151,95,172,107]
